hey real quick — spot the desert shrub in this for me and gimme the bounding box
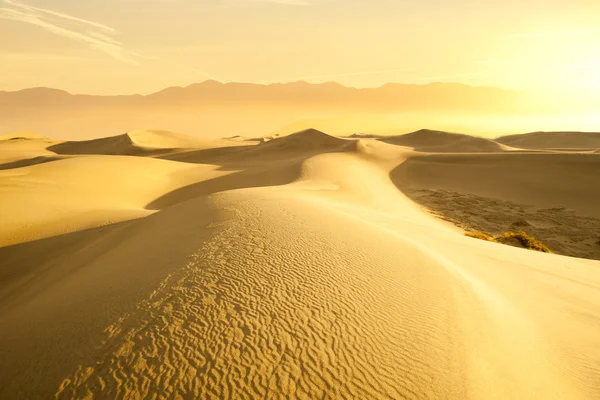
[465,230,551,253]
[465,231,494,241]
[496,231,551,253]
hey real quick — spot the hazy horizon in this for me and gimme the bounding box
[2,79,599,140]
[1,1,598,137]
[2,0,600,95]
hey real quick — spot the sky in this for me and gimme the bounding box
[1,0,600,94]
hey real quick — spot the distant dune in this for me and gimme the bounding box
[379,129,507,152]
[1,127,600,399]
[0,132,49,141]
[497,131,600,150]
[48,132,148,156]
[252,128,353,152]
[0,133,59,169]
[48,130,241,156]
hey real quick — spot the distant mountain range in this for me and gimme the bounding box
[1,81,597,139]
[0,81,547,111]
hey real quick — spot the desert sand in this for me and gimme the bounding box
[0,128,599,399]
[496,131,600,150]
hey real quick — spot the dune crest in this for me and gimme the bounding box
[253,128,354,152]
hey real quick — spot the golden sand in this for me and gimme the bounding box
[0,129,599,399]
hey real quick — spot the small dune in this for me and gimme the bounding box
[127,130,222,149]
[47,130,233,156]
[47,132,150,156]
[255,128,353,152]
[379,129,505,152]
[0,132,59,168]
[0,132,49,141]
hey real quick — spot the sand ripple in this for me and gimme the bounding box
[55,191,466,399]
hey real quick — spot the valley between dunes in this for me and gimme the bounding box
[0,129,599,399]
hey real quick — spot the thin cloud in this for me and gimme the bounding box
[0,0,139,63]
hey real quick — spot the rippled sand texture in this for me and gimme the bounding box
[1,129,599,399]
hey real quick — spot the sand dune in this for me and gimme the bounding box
[0,132,48,141]
[48,132,146,155]
[1,129,600,399]
[48,129,239,156]
[157,129,354,167]
[0,156,232,247]
[246,128,356,156]
[392,152,600,217]
[497,131,600,150]
[0,133,60,169]
[379,129,507,152]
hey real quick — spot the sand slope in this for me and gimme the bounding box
[392,152,600,217]
[379,129,507,152]
[0,130,599,399]
[0,133,60,169]
[0,132,49,141]
[497,131,600,150]
[0,156,232,247]
[255,128,352,151]
[47,130,238,156]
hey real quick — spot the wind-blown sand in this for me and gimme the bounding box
[0,129,599,399]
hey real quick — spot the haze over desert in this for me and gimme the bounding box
[2,0,600,399]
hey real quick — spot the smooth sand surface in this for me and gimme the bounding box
[0,133,61,168]
[496,131,600,150]
[1,129,599,399]
[392,152,600,218]
[47,129,247,156]
[379,129,510,153]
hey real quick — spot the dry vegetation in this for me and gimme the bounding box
[403,189,600,261]
[466,230,551,253]
[465,231,495,242]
